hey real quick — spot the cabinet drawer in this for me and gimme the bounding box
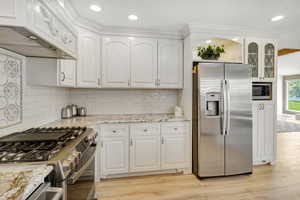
[161,123,187,135]
[101,124,129,138]
[131,124,160,137]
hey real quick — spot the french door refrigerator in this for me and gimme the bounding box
[195,62,252,178]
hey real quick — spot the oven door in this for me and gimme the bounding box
[252,83,272,100]
[67,145,96,200]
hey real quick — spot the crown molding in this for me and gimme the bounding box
[63,0,183,39]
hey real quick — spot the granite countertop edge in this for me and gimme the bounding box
[43,114,190,128]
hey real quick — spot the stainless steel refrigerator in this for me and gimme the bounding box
[194,62,252,178]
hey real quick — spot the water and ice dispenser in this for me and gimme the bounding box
[205,92,220,117]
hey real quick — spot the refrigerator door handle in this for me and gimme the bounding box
[226,80,231,135]
[222,80,227,135]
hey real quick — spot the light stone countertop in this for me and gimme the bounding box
[0,165,53,200]
[44,113,189,128]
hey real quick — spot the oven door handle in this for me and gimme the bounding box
[68,146,96,184]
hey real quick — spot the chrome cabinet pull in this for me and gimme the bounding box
[128,80,130,86]
[161,136,164,144]
[101,141,103,148]
[130,138,133,146]
[98,78,101,86]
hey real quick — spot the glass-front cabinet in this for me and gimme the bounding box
[248,42,259,78]
[264,43,275,79]
[245,38,276,82]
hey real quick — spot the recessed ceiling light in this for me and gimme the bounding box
[271,15,285,22]
[205,40,212,44]
[128,15,138,21]
[90,4,102,12]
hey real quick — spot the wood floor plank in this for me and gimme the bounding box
[96,133,300,200]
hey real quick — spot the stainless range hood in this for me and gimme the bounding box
[0,26,72,59]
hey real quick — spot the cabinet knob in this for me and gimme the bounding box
[174,127,178,131]
[144,129,148,132]
[112,130,116,133]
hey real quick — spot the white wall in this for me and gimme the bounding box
[69,89,179,115]
[0,58,69,137]
[277,52,300,115]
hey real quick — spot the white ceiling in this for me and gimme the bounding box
[68,0,300,33]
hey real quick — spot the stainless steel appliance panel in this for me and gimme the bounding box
[198,63,225,177]
[224,64,252,175]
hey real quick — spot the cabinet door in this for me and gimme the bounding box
[246,40,260,80]
[101,137,129,175]
[158,39,183,88]
[102,37,130,88]
[262,42,276,81]
[77,32,101,88]
[262,103,275,161]
[252,103,263,164]
[58,59,75,87]
[131,38,157,88]
[161,135,188,169]
[130,136,161,172]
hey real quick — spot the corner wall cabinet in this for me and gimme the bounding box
[252,101,275,165]
[99,122,190,178]
[26,57,76,88]
[245,38,277,82]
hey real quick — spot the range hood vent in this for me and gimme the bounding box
[0,26,73,59]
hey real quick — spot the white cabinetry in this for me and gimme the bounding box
[77,29,101,88]
[102,37,131,88]
[252,101,275,165]
[161,123,189,169]
[26,58,75,87]
[98,122,190,178]
[0,0,78,58]
[130,124,161,172]
[58,59,76,87]
[158,39,183,88]
[131,38,158,88]
[100,125,129,176]
[245,38,277,82]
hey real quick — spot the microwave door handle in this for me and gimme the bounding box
[222,80,227,135]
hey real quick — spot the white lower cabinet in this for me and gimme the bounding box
[99,122,189,178]
[252,101,275,165]
[100,125,129,176]
[161,135,187,169]
[130,135,161,172]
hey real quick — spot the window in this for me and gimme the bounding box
[284,75,300,113]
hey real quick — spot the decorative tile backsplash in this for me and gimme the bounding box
[0,52,22,128]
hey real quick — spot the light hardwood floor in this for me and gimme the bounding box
[97,133,300,200]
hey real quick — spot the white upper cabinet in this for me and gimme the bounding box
[102,37,131,88]
[158,39,183,88]
[77,30,101,88]
[245,38,277,82]
[131,38,158,88]
[58,59,76,87]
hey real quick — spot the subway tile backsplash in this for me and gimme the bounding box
[69,89,179,115]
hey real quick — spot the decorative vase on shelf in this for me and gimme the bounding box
[197,44,225,60]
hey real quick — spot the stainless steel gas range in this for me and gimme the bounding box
[0,127,97,200]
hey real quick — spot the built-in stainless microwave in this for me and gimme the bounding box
[252,82,272,100]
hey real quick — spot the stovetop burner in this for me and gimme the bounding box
[0,127,87,162]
